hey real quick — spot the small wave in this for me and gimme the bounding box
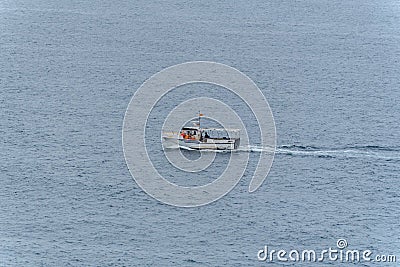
[163,144,180,149]
[0,7,95,15]
[348,145,400,152]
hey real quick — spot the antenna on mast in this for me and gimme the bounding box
[198,111,204,128]
[198,111,201,128]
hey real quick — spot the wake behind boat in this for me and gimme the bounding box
[162,113,240,150]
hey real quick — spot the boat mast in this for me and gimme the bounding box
[198,111,201,129]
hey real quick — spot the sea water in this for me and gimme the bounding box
[1,0,400,265]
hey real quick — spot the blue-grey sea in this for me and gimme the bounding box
[1,0,400,266]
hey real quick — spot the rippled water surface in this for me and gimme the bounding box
[1,0,400,266]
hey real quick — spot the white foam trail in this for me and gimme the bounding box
[256,145,399,161]
[162,143,400,160]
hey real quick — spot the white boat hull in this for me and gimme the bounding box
[178,138,240,150]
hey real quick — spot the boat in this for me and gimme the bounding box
[162,113,240,150]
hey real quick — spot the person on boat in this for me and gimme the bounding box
[181,132,186,139]
[204,132,210,139]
